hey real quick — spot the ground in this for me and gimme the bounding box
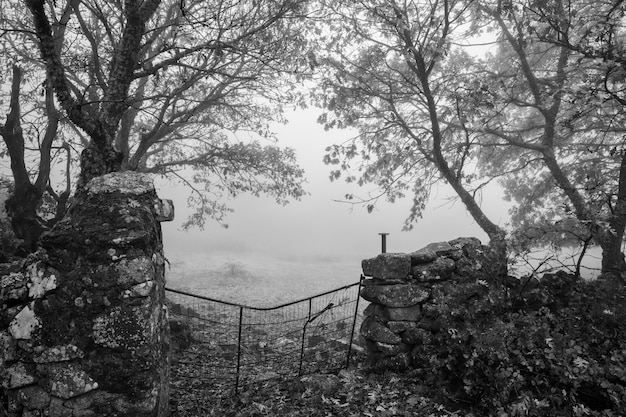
[169,350,463,417]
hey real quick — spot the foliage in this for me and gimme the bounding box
[0,0,310,246]
[413,275,626,416]
[464,0,626,275]
[170,358,465,417]
[309,0,506,244]
[309,0,626,275]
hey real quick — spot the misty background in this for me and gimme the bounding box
[156,109,511,306]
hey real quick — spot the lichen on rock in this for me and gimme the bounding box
[33,344,84,363]
[9,303,41,340]
[1,362,36,389]
[39,362,99,400]
[85,172,155,195]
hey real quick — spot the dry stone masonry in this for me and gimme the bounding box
[359,237,505,371]
[1,172,174,416]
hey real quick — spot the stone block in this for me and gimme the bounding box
[448,237,482,251]
[0,330,17,363]
[92,304,152,351]
[374,341,411,356]
[115,257,155,286]
[361,283,430,308]
[401,327,432,345]
[409,249,437,265]
[1,362,36,389]
[33,344,84,364]
[153,198,174,222]
[386,305,422,321]
[362,253,411,280]
[360,317,401,344]
[411,257,456,282]
[387,320,418,333]
[363,303,387,319]
[86,172,154,195]
[9,304,41,340]
[1,272,28,301]
[38,363,99,400]
[16,385,51,409]
[418,242,458,257]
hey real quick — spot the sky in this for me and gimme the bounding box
[156,108,512,268]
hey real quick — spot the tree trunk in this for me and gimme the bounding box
[599,150,626,279]
[0,66,46,253]
[77,143,124,190]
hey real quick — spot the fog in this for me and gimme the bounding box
[157,109,511,289]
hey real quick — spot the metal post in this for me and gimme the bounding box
[379,233,389,253]
[235,306,244,394]
[346,275,364,369]
[299,298,313,376]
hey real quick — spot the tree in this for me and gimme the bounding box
[312,0,625,279]
[0,0,310,252]
[311,0,507,258]
[465,0,626,277]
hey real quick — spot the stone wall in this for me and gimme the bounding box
[0,172,174,416]
[359,237,505,371]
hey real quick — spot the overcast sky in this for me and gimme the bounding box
[157,109,511,267]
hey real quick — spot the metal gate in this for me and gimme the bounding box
[166,279,362,398]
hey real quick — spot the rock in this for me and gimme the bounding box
[124,281,155,298]
[448,237,482,250]
[401,327,432,345]
[85,172,154,195]
[92,304,152,351]
[9,303,41,340]
[0,330,17,363]
[115,257,155,286]
[373,341,410,356]
[364,304,422,321]
[1,272,28,301]
[27,262,58,299]
[360,317,401,344]
[363,303,387,319]
[361,283,430,308]
[386,305,422,321]
[1,362,36,389]
[409,249,437,265]
[33,344,84,363]
[38,363,99,400]
[454,257,483,279]
[418,242,459,257]
[411,257,456,282]
[15,385,51,409]
[386,320,418,333]
[153,198,175,222]
[362,253,411,280]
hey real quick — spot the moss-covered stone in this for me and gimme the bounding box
[1,172,171,416]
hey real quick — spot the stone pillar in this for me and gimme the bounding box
[1,172,174,416]
[359,238,502,371]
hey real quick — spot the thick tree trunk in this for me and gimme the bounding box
[77,143,124,190]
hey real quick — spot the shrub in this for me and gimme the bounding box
[414,275,626,416]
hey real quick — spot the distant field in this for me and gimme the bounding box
[164,251,363,307]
